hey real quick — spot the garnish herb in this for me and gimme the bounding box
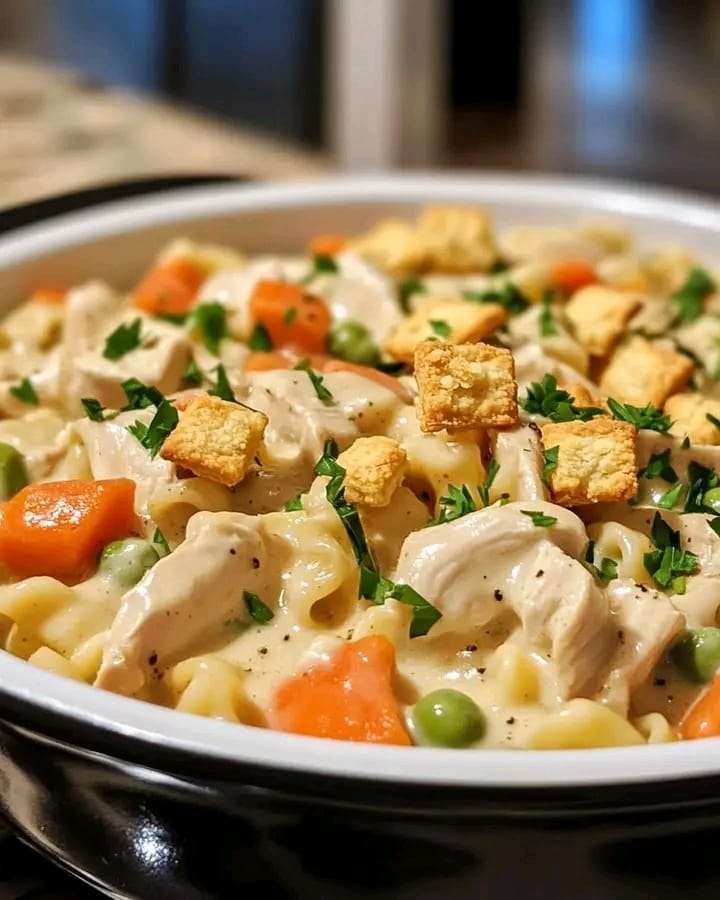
[183,357,204,387]
[243,590,274,624]
[301,254,338,285]
[478,457,499,507]
[9,377,39,406]
[583,541,619,583]
[657,481,687,509]
[313,439,441,637]
[707,412,720,432]
[643,511,698,594]
[294,359,335,405]
[283,494,303,512]
[640,449,677,483]
[103,318,142,360]
[153,527,170,557]
[521,374,603,423]
[539,291,558,337]
[463,283,528,315]
[521,509,558,527]
[710,517,720,537]
[189,302,227,355]
[127,400,178,459]
[154,312,188,326]
[375,360,408,376]
[682,435,691,449]
[684,460,720,513]
[248,323,273,351]
[207,364,235,402]
[121,378,164,410]
[542,446,559,485]
[398,278,426,313]
[672,267,716,323]
[283,307,298,326]
[429,319,451,338]
[430,485,477,526]
[606,398,671,433]
[81,398,107,422]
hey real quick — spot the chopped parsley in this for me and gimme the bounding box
[672,267,716,323]
[682,435,691,449]
[127,399,178,459]
[430,484,477,526]
[283,494,303,512]
[643,512,698,594]
[542,446,559,486]
[521,374,603,422]
[294,359,335,405]
[103,318,142,360]
[707,412,720,432]
[153,527,170,557]
[283,307,298,326]
[398,278,426,313]
[121,378,164,410]
[301,254,338,285]
[657,481,687,509]
[539,291,558,337]
[248,323,273,351]
[640,449,677,483]
[606,398,671,433]
[521,509,558,527]
[478,457,500,507]
[81,397,108,422]
[710,517,720,537]
[375,360,408,376]
[9,377,39,406]
[154,312,188,326]
[182,357,204,387]
[189,302,227,355]
[313,439,441,637]
[463,283,528,315]
[243,591,274,624]
[429,319,451,338]
[583,541,619,583]
[684,460,720,513]
[207,364,235,402]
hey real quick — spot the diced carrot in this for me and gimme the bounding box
[30,286,66,304]
[133,258,205,316]
[249,280,330,354]
[308,234,347,257]
[549,260,597,294]
[323,359,408,398]
[680,675,720,739]
[271,636,411,745]
[0,479,137,582]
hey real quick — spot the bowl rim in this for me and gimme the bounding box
[1,171,720,791]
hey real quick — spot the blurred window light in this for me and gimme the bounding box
[574,0,646,97]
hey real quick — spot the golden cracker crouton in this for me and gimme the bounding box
[541,417,637,506]
[556,381,598,410]
[338,436,407,507]
[565,285,643,357]
[416,206,497,273]
[599,336,693,408]
[161,394,267,486]
[665,393,720,446]
[414,340,518,432]
[385,301,506,364]
[348,218,430,277]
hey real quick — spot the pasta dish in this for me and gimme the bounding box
[1,206,719,751]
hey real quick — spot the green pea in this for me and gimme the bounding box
[670,627,720,683]
[0,442,28,500]
[100,538,159,588]
[327,320,380,367]
[411,689,486,748]
[703,487,720,514]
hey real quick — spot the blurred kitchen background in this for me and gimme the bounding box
[1,0,719,208]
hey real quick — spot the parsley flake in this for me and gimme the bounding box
[283,307,298,326]
[463,283,528,315]
[398,278,426,313]
[127,399,178,458]
[294,359,335,405]
[640,449,677,483]
[539,291,558,337]
[583,542,619,583]
[429,319,451,338]
[153,528,170,557]
[283,494,303,512]
[121,378,164,410]
[542,446,559,485]
[478,457,500,507]
[81,398,107,422]
[301,254,338,285]
[207,364,236,402]
[606,398,671,433]
[707,412,720,432]
[189,302,227,355]
[244,591,274,624]
[521,509,557,527]
[248,323,273,351]
[430,485,477,526]
[103,318,142,360]
[9,377,38,406]
[657,481,687,509]
[643,512,698,593]
[672,267,716,323]
[521,374,603,423]
[182,357,204,387]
